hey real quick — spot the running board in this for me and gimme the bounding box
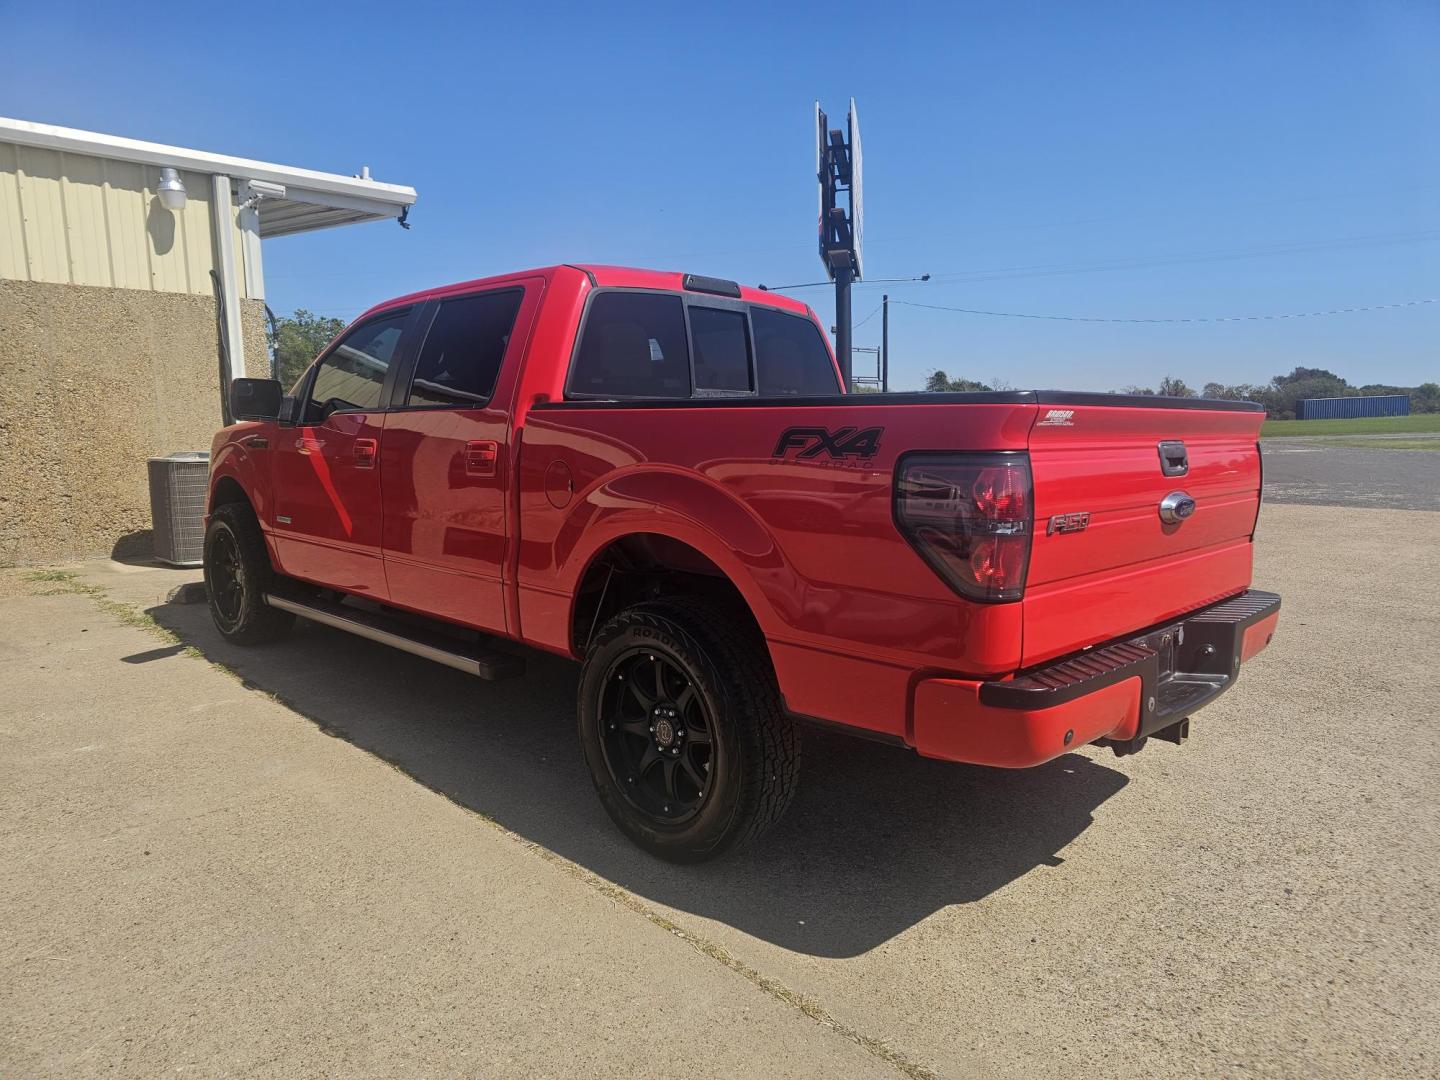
[264,593,525,680]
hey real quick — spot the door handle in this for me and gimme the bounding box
[354,437,378,470]
[244,436,269,450]
[465,440,499,478]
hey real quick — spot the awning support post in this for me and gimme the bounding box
[210,174,245,379]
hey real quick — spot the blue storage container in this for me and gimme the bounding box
[1296,395,1410,420]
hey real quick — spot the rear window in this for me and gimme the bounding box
[569,292,690,398]
[752,307,840,396]
[690,307,752,393]
[406,290,523,408]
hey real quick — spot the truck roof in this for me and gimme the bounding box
[357,264,814,323]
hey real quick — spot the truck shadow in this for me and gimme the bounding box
[146,596,1129,959]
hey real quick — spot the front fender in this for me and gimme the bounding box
[207,422,274,526]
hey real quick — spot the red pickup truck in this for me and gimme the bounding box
[208,264,1279,861]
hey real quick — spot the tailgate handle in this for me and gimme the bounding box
[1157,440,1189,477]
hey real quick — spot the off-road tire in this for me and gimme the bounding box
[578,597,799,862]
[203,501,294,645]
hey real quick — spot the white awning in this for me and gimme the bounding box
[0,116,417,237]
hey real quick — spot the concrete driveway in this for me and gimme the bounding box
[2,502,1437,1078]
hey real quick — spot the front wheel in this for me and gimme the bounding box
[203,502,293,644]
[578,598,799,862]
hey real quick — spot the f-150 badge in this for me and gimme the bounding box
[1047,512,1090,535]
[772,426,882,460]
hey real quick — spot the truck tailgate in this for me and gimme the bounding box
[1022,399,1264,668]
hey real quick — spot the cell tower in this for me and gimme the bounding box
[816,98,863,387]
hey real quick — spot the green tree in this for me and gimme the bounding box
[1203,382,1261,403]
[270,309,347,388]
[1157,376,1196,398]
[1263,366,1351,419]
[925,369,991,392]
[1412,383,1440,414]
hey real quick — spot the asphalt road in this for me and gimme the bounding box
[3,502,1437,1078]
[1262,435,1440,510]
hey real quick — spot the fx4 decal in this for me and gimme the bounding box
[772,426,884,460]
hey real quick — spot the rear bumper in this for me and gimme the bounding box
[910,589,1281,767]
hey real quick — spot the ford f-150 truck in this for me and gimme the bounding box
[206,264,1280,862]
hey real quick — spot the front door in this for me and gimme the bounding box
[270,308,415,598]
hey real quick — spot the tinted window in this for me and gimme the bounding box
[306,313,407,420]
[569,292,690,398]
[407,290,523,408]
[690,307,752,393]
[752,308,840,396]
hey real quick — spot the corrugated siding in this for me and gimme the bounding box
[1297,395,1411,420]
[0,142,254,298]
[0,142,30,280]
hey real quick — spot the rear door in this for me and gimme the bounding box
[1022,397,1264,667]
[379,279,544,633]
[270,307,418,598]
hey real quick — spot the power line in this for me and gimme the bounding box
[891,298,1439,324]
[917,229,1440,288]
[761,230,1439,293]
[760,273,931,291]
[853,303,883,329]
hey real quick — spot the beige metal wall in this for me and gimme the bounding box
[0,142,253,298]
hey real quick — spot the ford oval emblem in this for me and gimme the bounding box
[1158,491,1197,525]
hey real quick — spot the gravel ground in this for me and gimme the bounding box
[2,501,1437,1078]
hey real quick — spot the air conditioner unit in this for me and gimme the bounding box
[148,452,211,567]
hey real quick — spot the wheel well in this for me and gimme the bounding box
[571,534,764,655]
[209,475,251,515]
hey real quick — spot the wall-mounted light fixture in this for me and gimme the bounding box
[157,167,187,211]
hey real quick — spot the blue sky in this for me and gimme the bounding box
[4,1,1436,391]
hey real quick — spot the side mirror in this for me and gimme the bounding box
[230,378,283,421]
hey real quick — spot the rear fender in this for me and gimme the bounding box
[554,468,797,641]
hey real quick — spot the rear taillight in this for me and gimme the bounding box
[894,452,1033,603]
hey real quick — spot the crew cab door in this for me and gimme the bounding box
[270,307,419,598]
[379,279,544,633]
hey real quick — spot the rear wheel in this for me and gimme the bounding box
[578,598,799,862]
[203,502,293,644]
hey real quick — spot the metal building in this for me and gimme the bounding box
[0,117,417,563]
[1296,395,1410,420]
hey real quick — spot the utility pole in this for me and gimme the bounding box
[881,294,889,393]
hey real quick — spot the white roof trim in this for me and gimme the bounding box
[0,116,417,233]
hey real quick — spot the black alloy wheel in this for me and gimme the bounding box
[598,646,716,824]
[202,501,294,644]
[578,597,799,862]
[207,526,246,629]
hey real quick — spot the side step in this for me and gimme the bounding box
[264,592,525,680]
